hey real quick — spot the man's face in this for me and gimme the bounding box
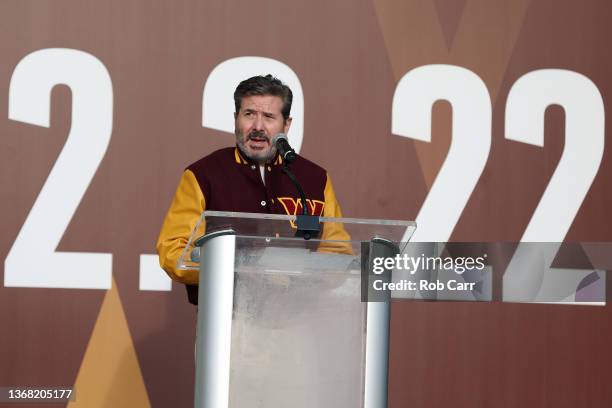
[235,95,292,164]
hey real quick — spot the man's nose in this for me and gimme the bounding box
[253,114,264,130]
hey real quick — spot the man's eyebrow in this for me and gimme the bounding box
[242,108,278,116]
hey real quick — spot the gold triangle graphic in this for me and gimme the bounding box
[68,277,151,408]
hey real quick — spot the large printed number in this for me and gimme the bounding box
[392,65,492,242]
[391,66,604,301]
[503,70,605,300]
[5,50,603,294]
[138,56,305,291]
[4,49,113,289]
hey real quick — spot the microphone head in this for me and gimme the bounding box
[272,133,289,144]
[272,133,297,163]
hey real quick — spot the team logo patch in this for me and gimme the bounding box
[277,197,325,227]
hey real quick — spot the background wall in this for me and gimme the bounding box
[1,0,611,407]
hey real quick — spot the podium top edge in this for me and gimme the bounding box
[202,210,417,228]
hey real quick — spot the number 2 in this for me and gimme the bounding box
[4,49,113,289]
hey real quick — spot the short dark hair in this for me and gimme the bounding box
[234,75,293,120]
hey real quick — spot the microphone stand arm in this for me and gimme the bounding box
[281,163,321,239]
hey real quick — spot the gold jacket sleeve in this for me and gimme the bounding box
[156,170,204,284]
[320,174,353,254]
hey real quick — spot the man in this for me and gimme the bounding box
[156,75,347,300]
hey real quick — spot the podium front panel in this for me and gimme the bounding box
[191,212,415,408]
[228,237,364,407]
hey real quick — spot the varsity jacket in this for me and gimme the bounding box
[156,146,348,285]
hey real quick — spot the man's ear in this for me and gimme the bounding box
[234,112,237,120]
[283,117,292,134]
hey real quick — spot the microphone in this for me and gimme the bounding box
[273,133,297,164]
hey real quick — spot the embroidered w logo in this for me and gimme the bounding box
[277,197,325,218]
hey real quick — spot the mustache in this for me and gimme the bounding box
[248,131,268,140]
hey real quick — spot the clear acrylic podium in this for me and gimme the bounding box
[177,211,416,408]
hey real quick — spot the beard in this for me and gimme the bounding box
[236,130,278,164]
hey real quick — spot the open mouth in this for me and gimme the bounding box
[248,134,269,149]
